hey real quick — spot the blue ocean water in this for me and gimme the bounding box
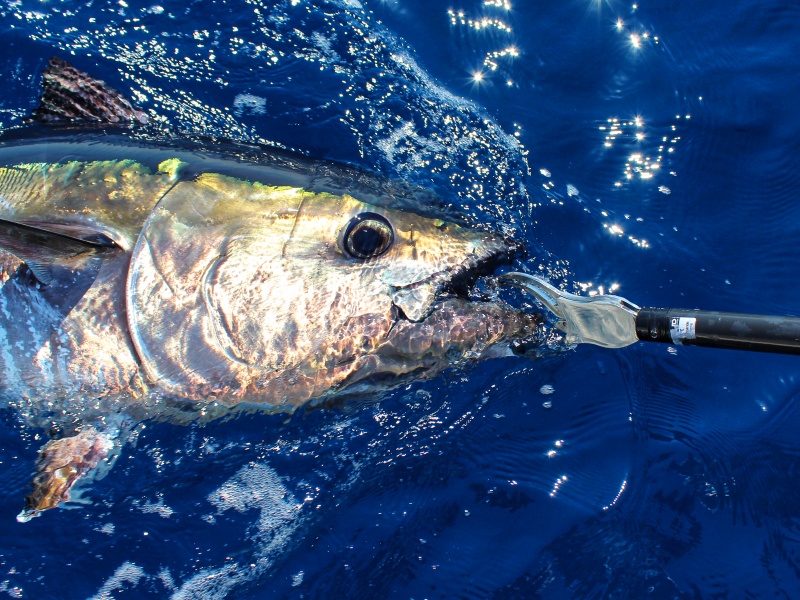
[1,0,800,598]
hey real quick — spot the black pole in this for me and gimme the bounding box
[634,308,800,354]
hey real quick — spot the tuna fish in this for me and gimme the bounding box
[0,58,541,521]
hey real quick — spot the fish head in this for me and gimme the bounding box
[127,172,540,408]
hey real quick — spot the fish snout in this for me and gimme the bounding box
[499,234,526,264]
[474,231,525,275]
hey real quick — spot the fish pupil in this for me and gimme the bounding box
[351,225,382,254]
[343,213,394,259]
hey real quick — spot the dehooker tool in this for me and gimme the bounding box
[501,272,800,355]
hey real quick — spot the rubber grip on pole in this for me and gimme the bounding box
[635,308,800,354]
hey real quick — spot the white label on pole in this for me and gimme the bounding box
[670,317,696,343]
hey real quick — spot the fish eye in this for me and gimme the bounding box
[340,212,394,259]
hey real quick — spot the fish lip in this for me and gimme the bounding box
[435,234,524,302]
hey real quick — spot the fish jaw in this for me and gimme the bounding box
[348,298,541,388]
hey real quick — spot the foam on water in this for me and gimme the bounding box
[170,463,302,598]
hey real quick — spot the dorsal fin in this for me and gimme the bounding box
[0,218,118,285]
[27,57,148,126]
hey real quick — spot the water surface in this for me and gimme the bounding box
[1,0,799,597]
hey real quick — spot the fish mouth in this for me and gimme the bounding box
[439,237,524,301]
[383,234,541,360]
[389,234,525,323]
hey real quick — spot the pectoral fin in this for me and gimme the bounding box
[0,217,118,285]
[17,425,119,523]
